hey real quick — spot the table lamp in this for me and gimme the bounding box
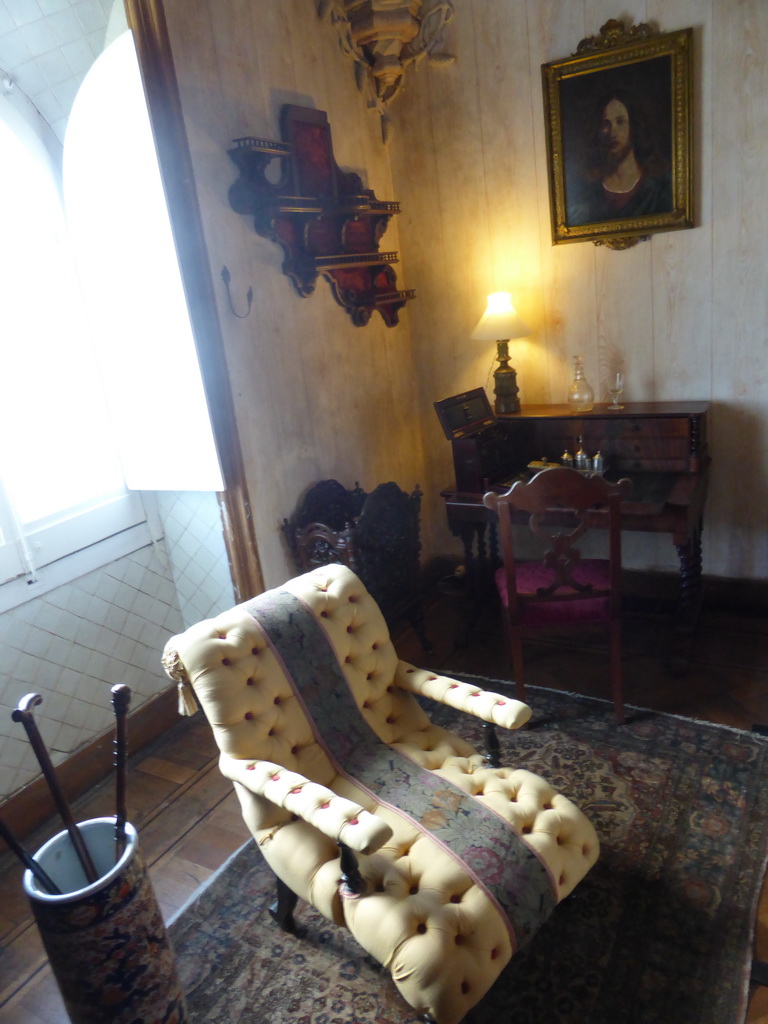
[471,292,530,415]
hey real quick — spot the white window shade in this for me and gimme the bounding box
[63,31,224,493]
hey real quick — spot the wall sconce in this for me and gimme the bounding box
[471,292,530,415]
[319,0,455,142]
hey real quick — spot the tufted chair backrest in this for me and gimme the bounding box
[164,564,471,776]
[163,604,338,789]
[280,565,439,746]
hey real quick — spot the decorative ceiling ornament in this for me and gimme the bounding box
[318,0,455,143]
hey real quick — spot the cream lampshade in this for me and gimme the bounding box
[471,292,530,415]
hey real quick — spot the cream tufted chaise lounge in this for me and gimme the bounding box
[162,564,599,1024]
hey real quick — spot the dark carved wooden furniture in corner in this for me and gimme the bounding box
[283,479,431,651]
[227,105,415,326]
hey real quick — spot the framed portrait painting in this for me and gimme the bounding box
[541,20,693,249]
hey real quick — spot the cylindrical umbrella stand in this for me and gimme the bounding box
[24,817,188,1024]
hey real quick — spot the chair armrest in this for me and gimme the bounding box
[219,755,393,855]
[394,663,532,730]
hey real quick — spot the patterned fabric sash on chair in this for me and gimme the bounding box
[245,589,556,951]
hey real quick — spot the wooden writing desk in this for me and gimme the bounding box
[439,402,710,660]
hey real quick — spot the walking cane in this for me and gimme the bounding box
[110,684,131,862]
[12,694,98,884]
[0,816,61,894]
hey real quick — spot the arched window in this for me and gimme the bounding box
[0,30,221,605]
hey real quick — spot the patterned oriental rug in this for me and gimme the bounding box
[169,681,768,1024]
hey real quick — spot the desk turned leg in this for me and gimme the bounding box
[675,520,704,630]
[455,523,496,647]
[671,519,704,675]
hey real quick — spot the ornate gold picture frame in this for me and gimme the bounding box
[541,20,693,250]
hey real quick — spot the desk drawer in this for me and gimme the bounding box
[524,414,707,473]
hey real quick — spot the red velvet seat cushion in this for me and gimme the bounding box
[494,559,611,627]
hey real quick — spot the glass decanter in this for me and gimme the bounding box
[568,354,594,412]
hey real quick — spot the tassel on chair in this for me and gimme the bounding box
[177,679,198,716]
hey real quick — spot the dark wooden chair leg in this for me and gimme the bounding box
[338,841,366,896]
[484,721,501,768]
[269,875,303,936]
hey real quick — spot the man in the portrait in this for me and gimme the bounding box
[566,87,672,226]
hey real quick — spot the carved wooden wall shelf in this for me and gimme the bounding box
[227,105,415,327]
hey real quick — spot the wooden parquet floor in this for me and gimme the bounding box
[2,577,768,1022]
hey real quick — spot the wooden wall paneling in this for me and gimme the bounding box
[645,1,713,410]
[148,1,768,582]
[421,8,491,391]
[708,0,768,578]
[158,1,432,584]
[165,1,319,589]
[386,10,488,556]
[387,57,459,556]
[470,2,548,405]
[526,1,598,406]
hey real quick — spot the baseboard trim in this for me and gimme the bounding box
[0,684,181,844]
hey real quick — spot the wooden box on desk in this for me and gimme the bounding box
[434,388,531,493]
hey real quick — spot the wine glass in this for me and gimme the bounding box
[608,372,624,410]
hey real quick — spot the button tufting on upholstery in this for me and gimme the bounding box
[244,712,253,720]
[222,658,231,665]
[166,563,602,1024]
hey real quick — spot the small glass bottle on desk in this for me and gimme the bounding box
[574,435,589,470]
[568,355,594,412]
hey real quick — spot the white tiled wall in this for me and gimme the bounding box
[0,492,235,805]
[0,542,182,801]
[157,491,235,629]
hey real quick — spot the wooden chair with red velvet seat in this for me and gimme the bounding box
[483,467,632,723]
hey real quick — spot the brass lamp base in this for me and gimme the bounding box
[493,340,520,415]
